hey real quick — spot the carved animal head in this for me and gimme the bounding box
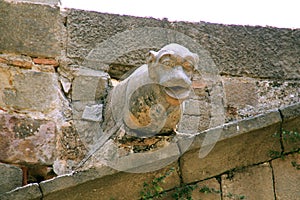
[147,43,199,100]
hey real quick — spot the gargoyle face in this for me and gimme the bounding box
[147,43,199,100]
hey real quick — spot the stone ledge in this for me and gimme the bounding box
[41,163,179,200]
[40,166,117,197]
[189,109,282,152]
[0,183,42,200]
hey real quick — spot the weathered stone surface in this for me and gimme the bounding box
[3,70,61,112]
[0,114,57,165]
[172,23,300,79]
[72,68,109,101]
[0,183,42,200]
[189,110,282,151]
[42,164,179,200]
[67,9,300,79]
[57,122,87,163]
[9,0,60,6]
[0,65,12,109]
[180,119,281,183]
[222,163,274,200]
[81,104,103,122]
[280,102,300,122]
[73,120,103,150]
[67,9,165,64]
[223,77,258,107]
[177,115,203,133]
[0,163,22,194]
[0,0,63,57]
[280,103,300,152]
[272,153,300,200]
[0,54,33,69]
[193,178,221,200]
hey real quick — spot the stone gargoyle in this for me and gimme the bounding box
[104,43,199,137]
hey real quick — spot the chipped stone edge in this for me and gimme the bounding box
[0,183,42,200]
[279,102,300,122]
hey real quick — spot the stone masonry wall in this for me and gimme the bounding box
[0,0,299,199]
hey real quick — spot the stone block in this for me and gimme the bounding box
[180,113,281,183]
[272,153,300,200]
[0,183,42,200]
[81,104,103,122]
[42,164,179,200]
[193,178,221,200]
[280,103,300,152]
[67,9,165,64]
[72,68,109,101]
[72,101,103,122]
[3,70,61,112]
[73,120,103,150]
[0,163,22,194]
[184,24,300,79]
[66,9,300,79]
[222,163,274,200]
[0,114,57,165]
[0,65,12,109]
[0,0,63,57]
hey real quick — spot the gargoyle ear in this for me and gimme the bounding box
[147,50,158,65]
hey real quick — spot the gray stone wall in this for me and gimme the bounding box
[0,0,299,199]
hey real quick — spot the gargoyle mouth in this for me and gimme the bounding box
[164,86,190,100]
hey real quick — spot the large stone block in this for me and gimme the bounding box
[272,153,300,200]
[67,9,165,64]
[3,70,61,112]
[0,114,57,165]
[170,23,300,79]
[0,163,22,194]
[221,163,274,200]
[180,111,282,183]
[72,68,109,101]
[0,0,63,57]
[41,164,180,200]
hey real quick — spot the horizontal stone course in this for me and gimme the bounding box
[41,164,179,200]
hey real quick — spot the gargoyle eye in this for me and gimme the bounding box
[182,61,194,72]
[161,58,175,67]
